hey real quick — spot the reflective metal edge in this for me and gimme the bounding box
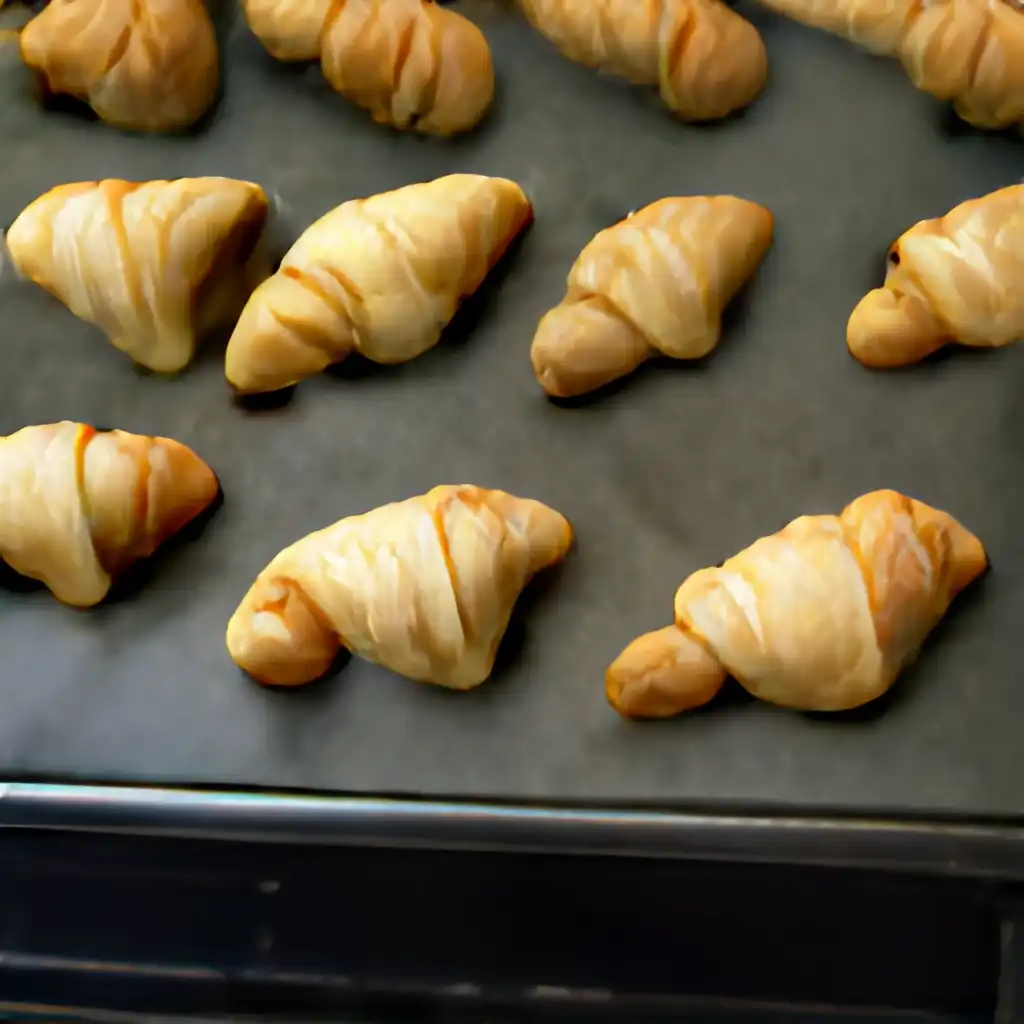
[2,782,1024,879]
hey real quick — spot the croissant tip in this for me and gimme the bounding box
[228,577,341,687]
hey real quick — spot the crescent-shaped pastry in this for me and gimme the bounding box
[518,0,768,121]
[531,196,773,397]
[0,422,219,607]
[227,485,573,689]
[18,0,219,131]
[607,490,986,717]
[6,178,270,373]
[225,174,532,394]
[848,185,1024,367]
[753,0,1024,129]
[242,0,494,135]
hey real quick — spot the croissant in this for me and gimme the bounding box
[518,0,768,121]
[0,422,219,607]
[6,177,270,373]
[607,490,986,718]
[225,174,532,394]
[753,0,1024,129]
[226,485,573,689]
[18,0,219,131]
[243,0,493,135]
[531,196,773,397]
[847,185,1024,368]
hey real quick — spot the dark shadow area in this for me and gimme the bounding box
[36,87,98,123]
[0,557,46,596]
[234,385,297,413]
[934,102,1021,143]
[102,486,225,606]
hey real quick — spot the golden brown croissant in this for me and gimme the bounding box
[531,196,773,397]
[227,485,572,689]
[243,0,493,135]
[518,0,768,121]
[753,0,1024,129]
[848,185,1024,367]
[18,0,219,131]
[6,177,270,373]
[607,490,986,718]
[0,422,219,607]
[225,174,532,394]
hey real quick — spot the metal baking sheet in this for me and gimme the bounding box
[0,0,1022,819]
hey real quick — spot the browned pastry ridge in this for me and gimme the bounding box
[17,0,220,131]
[518,0,768,121]
[0,422,219,607]
[242,0,494,135]
[753,0,1024,129]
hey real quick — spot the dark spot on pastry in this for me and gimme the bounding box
[888,247,900,266]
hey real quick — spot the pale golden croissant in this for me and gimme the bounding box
[18,0,219,131]
[753,0,1024,129]
[6,177,270,373]
[607,490,986,718]
[518,0,768,121]
[243,0,493,135]
[531,196,773,397]
[225,174,532,394]
[226,485,573,689]
[0,422,219,607]
[848,185,1024,368]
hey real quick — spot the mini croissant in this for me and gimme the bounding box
[0,422,219,607]
[531,196,773,397]
[607,490,986,718]
[18,0,219,131]
[243,0,494,135]
[753,0,1024,129]
[227,485,572,689]
[6,178,270,373]
[518,0,768,121]
[848,185,1024,367]
[225,174,532,393]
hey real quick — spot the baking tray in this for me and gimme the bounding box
[0,0,1023,821]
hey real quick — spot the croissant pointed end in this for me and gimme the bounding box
[531,297,651,397]
[225,337,301,394]
[950,527,989,594]
[226,272,353,393]
[227,576,341,686]
[847,288,948,368]
[527,504,573,572]
[899,496,988,597]
[144,439,219,547]
[606,626,727,719]
[935,512,988,596]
